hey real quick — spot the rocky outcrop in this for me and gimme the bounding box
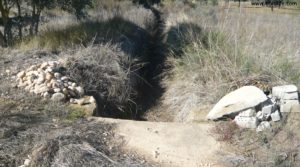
[207,85,300,131]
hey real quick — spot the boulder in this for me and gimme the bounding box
[206,86,268,120]
[234,116,258,129]
[256,121,271,132]
[51,93,65,101]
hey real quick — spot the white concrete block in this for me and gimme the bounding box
[280,100,300,112]
[262,105,273,118]
[271,110,281,122]
[234,116,258,129]
[256,121,271,132]
[282,92,298,100]
[272,85,298,99]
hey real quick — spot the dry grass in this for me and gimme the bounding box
[156,3,300,122]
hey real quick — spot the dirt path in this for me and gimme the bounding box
[89,117,224,167]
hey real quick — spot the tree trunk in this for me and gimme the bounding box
[16,0,22,39]
[0,30,5,47]
[34,9,41,34]
[30,4,36,35]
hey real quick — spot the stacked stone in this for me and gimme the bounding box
[234,85,299,132]
[207,85,300,132]
[16,61,84,102]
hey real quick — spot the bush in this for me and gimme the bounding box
[66,45,139,118]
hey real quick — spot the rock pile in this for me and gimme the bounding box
[16,61,84,102]
[207,85,300,132]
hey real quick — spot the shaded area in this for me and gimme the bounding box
[0,99,154,167]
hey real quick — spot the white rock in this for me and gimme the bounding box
[71,83,77,87]
[5,69,10,74]
[53,88,61,93]
[61,76,69,81]
[262,104,273,118]
[34,86,49,94]
[43,92,51,98]
[280,100,300,112]
[24,158,30,166]
[62,88,68,95]
[51,93,65,101]
[75,86,84,96]
[76,98,85,105]
[282,92,299,100]
[40,62,49,69]
[54,73,61,78]
[17,71,26,78]
[89,96,96,104]
[256,121,271,132]
[234,116,258,129]
[45,72,53,81]
[272,85,298,99]
[206,86,268,120]
[237,108,256,117]
[271,110,281,122]
[256,111,263,120]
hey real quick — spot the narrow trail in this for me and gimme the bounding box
[89,117,224,167]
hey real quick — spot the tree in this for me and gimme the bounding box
[0,0,92,47]
[0,0,15,46]
[57,0,92,20]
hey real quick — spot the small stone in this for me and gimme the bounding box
[271,110,281,122]
[34,86,49,94]
[237,108,256,117]
[256,111,263,120]
[17,71,26,78]
[43,92,51,98]
[61,76,69,81]
[54,73,61,78]
[46,83,52,88]
[24,158,30,166]
[62,88,68,94]
[75,86,84,96]
[45,68,53,72]
[51,93,65,101]
[71,82,77,87]
[5,69,10,74]
[53,88,61,93]
[256,121,271,132]
[70,98,76,103]
[234,116,258,129]
[45,72,53,81]
[40,62,49,69]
